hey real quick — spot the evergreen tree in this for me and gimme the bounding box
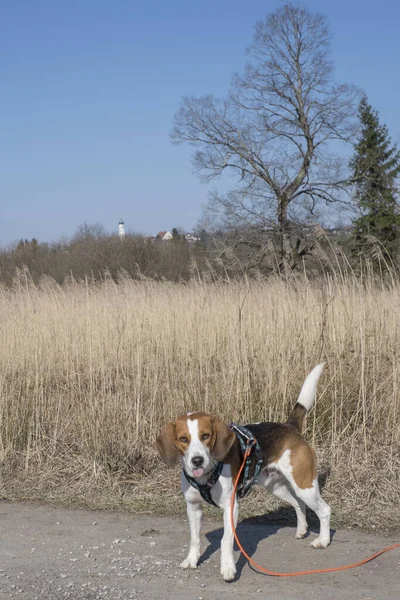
[171,227,181,241]
[350,96,400,261]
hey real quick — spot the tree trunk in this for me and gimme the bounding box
[277,196,291,268]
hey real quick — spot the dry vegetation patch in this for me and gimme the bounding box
[0,273,399,530]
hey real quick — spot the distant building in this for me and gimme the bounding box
[155,230,200,242]
[184,233,200,243]
[156,230,173,241]
[118,219,125,239]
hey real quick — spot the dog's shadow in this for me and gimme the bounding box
[202,508,336,580]
[201,471,335,580]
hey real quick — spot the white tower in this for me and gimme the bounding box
[118,218,125,239]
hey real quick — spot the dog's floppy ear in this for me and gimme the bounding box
[211,417,236,461]
[156,422,179,465]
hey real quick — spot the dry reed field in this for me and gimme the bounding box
[0,270,399,530]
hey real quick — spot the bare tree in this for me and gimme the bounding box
[72,222,107,242]
[172,4,359,267]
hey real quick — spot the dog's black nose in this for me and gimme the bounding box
[191,456,204,467]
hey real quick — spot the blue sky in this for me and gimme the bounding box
[1,0,400,245]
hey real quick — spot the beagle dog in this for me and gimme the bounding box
[156,364,330,581]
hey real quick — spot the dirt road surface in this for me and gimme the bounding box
[0,502,399,599]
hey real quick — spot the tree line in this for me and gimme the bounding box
[0,220,386,288]
[0,229,193,287]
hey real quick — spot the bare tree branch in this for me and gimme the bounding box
[171,4,360,265]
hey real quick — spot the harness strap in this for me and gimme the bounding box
[183,461,224,507]
[229,423,264,499]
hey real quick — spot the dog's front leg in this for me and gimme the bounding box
[180,499,202,569]
[220,496,238,581]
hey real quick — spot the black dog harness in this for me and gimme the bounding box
[229,423,264,499]
[183,460,224,507]
[182,423,264,507]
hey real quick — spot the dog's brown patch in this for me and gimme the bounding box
[155,422,179,465]
[174,415,192,454]
[289,441,317,489]
[210,416,236,461]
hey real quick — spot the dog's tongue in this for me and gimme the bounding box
[193,468,205,477]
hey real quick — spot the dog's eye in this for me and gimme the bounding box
[179,436,188,444]
[201,433,210,441]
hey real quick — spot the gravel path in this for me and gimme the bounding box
[0,502,399,599]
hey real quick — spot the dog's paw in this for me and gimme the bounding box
[295,529,307,539]
[310,536,330,549]
[180,555,199,570]
[221,560,236,581]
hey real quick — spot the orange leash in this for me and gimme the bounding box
[230,447,399,577]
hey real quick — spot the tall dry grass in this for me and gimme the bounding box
[0,269,399,529]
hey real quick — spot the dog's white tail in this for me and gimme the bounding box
[286,364,324,433]
[296,363,325,411]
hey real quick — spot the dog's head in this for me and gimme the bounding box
[156,412,236,478]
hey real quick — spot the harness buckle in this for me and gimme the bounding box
[230,422,255,444]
